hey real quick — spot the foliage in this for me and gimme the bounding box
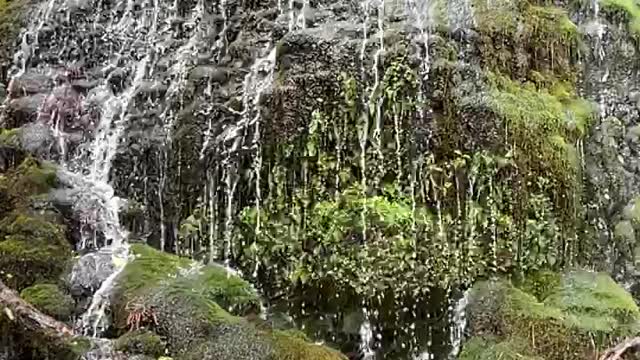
[20,283,74,320]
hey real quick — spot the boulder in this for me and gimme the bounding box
[20,283,74,321]
[463,270,640,359]
[111,244,346,360]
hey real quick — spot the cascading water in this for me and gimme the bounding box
[447,290,470,359]
[5,0,630,358]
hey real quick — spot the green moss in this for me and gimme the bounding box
[544,271,640,333]
[270,330,347,360]
[460,336,543,360]
[114,245,263,355]
[0,211,71,290]
[0,212,68,246]
[114,329,165,357]
[0,157,58,209]
[601,0,640,36]
[118,244,259,315]
[113,244,346,359]
[486,74,594,227]
[468,271,640,359]
[472,0,580,78]
[0,128,21,147]
[518,270,561,301]
[20,284,74,320]
[117,243,192,300]
[0,238,71,290]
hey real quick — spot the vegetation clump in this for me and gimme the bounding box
[20,283,74,320]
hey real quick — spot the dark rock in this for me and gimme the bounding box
[2,94,46,128]
[189,66,228,84]
[7,72,52,98]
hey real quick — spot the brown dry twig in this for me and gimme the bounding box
[600,337,640,360]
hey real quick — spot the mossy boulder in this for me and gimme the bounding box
[114,329,166,357]
[460,336,543,360]
[0,157,57,205]
[466,270,640,359]
[115,244,261,320]
[112,244,346,359]
[0,213,71,290]
[270,330,348,360]
[20,283,74,320]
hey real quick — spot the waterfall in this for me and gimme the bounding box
[359,315,376,360]
[448,290,470,359]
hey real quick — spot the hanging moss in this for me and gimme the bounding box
[472,0,580,80]
[601,0,640,36]
[20,283,74,320]
[485,73,594,232]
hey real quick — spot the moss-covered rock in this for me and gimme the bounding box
[112,244,346,359]
[472,0,580,79]
[0,213,71,290]
[116,244,261,318]
[459,336,543,360]
[114,329,166,357]
[271,330,348,360]
[20,283,74,320]
[0,127,21,147]
[466,270,640,359]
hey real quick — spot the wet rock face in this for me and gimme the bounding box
[0,0,427,252]
[581,20,640,280]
